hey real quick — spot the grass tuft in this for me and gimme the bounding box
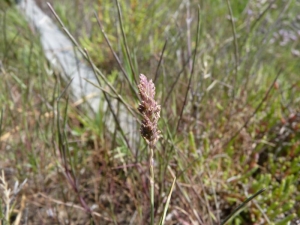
[1,0,300,224]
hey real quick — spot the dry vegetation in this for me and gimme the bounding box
[0,0,300,224]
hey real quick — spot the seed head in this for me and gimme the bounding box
[138,74,161,145]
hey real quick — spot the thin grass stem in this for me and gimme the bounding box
[176,5,201,132]
[150,146,154,225]
[94,11,139,99]
[115,0,137,85]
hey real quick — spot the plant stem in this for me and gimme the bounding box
[150,146,154,225]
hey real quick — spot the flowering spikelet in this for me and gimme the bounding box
[138,74,161,145]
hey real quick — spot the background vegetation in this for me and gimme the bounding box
[0,0,300,224]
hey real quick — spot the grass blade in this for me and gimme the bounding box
[221,188,266,225]
[159,176,176,225]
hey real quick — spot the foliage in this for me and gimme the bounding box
[0,0,300,224]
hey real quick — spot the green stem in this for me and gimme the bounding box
[150,146,154,225]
